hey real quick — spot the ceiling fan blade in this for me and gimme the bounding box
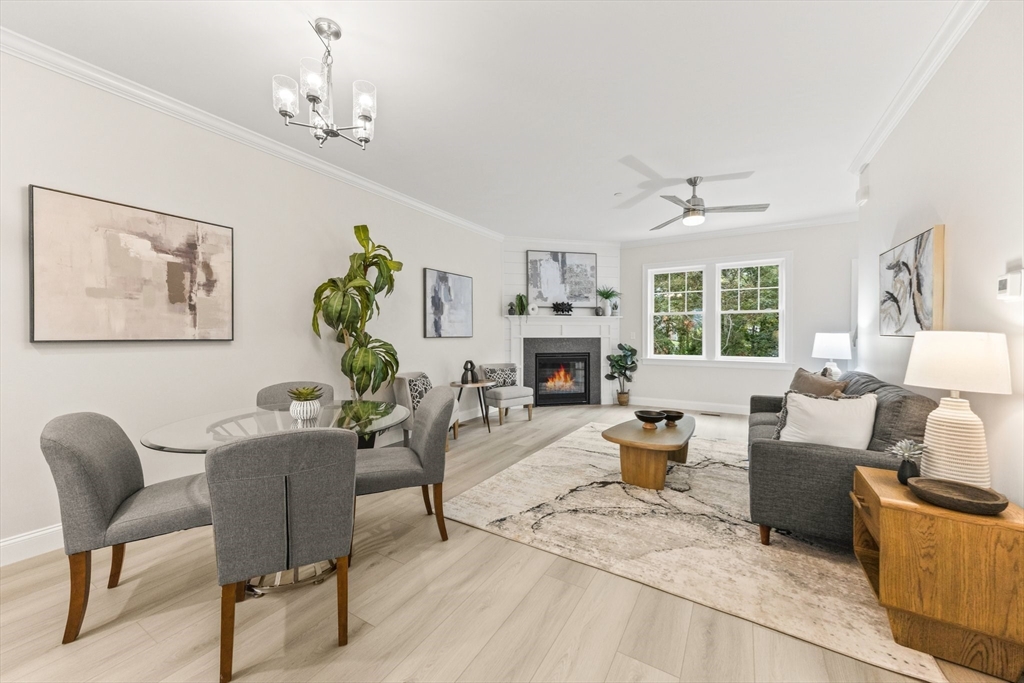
[616,188,657,209]
[650,214,686,231]
[700,171,755,183]
[704,203,770,213]
[660,195,692,209]
[619,155,664,180]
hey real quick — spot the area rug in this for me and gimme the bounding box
[445,422,944,682]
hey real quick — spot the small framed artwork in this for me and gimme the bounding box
[527,250,598,307]
[29,186,234,342]
[879,224,944,336]
[424,268,473,338]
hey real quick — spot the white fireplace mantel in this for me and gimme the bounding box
[504,315,621,404]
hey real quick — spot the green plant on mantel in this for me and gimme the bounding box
[514,293,529,315]
[596,286,621,301]
[312,225,403,398]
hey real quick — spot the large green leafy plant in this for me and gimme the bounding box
[312,225,403,398]
[605,343,638,394]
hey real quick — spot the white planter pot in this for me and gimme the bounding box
[601,300,612,316]
[290,399,322,421]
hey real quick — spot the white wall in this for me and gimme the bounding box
[854,1,1024,505]
[0,54,504,562]
[620,223,858,413]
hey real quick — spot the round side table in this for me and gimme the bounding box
[449,380,497,433]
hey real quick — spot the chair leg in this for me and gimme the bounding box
[62,551,91,644]
[337,556,349,646]
[349,496,357,565]
[498,409,504,426]
[505,407,510,417]
[527,404,533,421]
[235,581,246,603]
[220,583,239,683]
[759,524,771,545]
[433,483,448,542]
[421,485,434,515]
[107,543,125,589]
[453,420,459,439]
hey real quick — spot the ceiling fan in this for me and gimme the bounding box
[651,177,769,230]
[617,155,754,209]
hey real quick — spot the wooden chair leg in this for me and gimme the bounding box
[235,581,246,603]
[337,556,349,646]
[220,583,238,683]
[505,407,510,417]
[759,524,771,546]
[527,404,533,421]
[62,551,91,644]
[421,485,433,515]
[107,543,125,589]
[433,483,448,541]
[452,420,459,439]
[498,409,504,426]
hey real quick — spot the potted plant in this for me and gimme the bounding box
[605,343,638,406]
[288,385,324,421]
[887,439,925,485]
[312,225,403,399]
[596,286,620,317]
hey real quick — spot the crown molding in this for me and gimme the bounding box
[503,235,622,249]
[847,0,988,174]
[0,28,504,242]
[619,212,860,249]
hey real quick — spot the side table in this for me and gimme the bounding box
[449,380,497,433]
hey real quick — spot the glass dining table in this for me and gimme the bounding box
[140,399,410,593]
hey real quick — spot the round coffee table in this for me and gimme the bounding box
[601,416,696,490]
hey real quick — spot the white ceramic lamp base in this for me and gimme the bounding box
[919,397,991,488]
[822,361,842,380]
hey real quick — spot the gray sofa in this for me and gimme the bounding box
[748,371,937,546]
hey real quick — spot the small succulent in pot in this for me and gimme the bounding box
[887,439,924,485]
[288,385,324,421]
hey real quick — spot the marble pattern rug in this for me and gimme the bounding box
[445,422,944,682]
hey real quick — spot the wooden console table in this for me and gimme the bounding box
[851,467,1023,681]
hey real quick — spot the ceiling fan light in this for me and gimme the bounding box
[681,210,705,227]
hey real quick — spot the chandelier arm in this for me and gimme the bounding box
[336,133,368,149]
[284,120,319,130]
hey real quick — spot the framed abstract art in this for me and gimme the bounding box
[526,250,598,307]
[879,224,944,336]
[424,267,473,338]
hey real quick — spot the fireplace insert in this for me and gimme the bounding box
[535,353,590,406]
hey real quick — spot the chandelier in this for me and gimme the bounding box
[271,17,377,150]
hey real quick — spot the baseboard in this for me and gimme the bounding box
[628,396,749,416]
[0,523,63,566]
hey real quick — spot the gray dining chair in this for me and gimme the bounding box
[40,413,211,644]
[256,381,335,408]
[356,387,454,541]
[206,429,357,683]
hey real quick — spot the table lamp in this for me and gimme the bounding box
[812,333,852,379]
[904,331,1012,487]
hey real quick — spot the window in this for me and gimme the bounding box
[718,262,782,359]
[643,254,788,365]
[651,267,704,357]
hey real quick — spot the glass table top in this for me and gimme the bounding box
[141,400,410,454]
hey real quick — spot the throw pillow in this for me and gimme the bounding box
[774,390,877,450]
[483,366,517,388]
[408,374,433,411]
[789,367,849,397]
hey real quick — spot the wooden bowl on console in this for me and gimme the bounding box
[660,410,684,427]
[634,410,666,430]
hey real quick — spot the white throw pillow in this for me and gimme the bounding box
[776,391,877,450]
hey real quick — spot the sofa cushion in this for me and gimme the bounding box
[839,371,937,451]
[789,367,849,397]
[748,423,777,442]
[775,391,878,450]
[748,412,780,428]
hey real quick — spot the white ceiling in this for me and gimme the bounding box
[0,0,957,243]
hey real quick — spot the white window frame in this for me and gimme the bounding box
[641,252,792,369]
[645,263,707,360]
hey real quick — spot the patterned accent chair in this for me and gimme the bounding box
[256,382,335,408]
[393,372,459,448]
[479,363,534,425]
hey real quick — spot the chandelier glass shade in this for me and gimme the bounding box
[272,18,376,150]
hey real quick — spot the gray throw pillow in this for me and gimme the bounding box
[483,366,517,388]
[789,367,849,397]
[408,375,433,410]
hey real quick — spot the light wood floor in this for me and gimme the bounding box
[0,404,996,683]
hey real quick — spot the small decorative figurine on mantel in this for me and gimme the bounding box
[552,302,574,316]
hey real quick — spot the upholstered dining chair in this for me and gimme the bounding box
[256,381,335,408]
[206,429,357,683]
[40,413,212,644]
[479,363,534,425]
[356,387,455,541]
[393,372,459,448]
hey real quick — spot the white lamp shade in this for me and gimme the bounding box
[904,331,1011,395]
[812,333,852,360]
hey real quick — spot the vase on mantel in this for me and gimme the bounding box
[601,300,612,316]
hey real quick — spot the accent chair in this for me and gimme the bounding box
[206,429,358,683]
[40,412,212,644]
[393,371,460,448]
[256,381,335,408]
[479,363,534,425]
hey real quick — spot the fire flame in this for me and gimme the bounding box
[544,365,577,393]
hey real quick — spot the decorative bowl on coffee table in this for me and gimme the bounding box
[660,410,684,427]
[634,410,666,430]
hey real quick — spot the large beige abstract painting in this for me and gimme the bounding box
[30,187,233,341]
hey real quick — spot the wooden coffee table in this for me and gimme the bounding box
[601,416,696,490]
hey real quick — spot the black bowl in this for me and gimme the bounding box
[634,410,666,428]
[660,410,684,426]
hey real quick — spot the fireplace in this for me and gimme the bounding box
[535,353,590,406]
